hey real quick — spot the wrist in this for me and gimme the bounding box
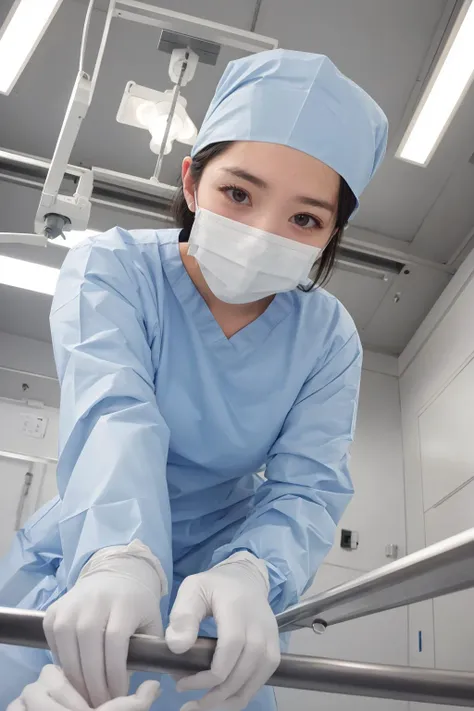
[213,551,270,596]
[79,539,168,598]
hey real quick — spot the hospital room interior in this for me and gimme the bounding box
[0,0,474,710]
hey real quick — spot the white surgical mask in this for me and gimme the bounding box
[188,205,322,304]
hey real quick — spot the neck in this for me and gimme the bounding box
[179,243,273,318]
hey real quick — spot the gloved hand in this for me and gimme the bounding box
[6,665,161,711]
[166,552,280,711]
[44,540,167,709]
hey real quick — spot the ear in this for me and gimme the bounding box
[181,156,195,212]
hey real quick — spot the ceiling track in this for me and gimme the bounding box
[0,149,456,275]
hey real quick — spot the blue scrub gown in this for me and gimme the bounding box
[0,228,362,709]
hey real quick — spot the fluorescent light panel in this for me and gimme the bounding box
[397,0,474,166]
[0,256,59,295]
[0,0,63,95]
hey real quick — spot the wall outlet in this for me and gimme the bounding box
[20,413,48,439]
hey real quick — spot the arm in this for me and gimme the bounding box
[50,228,172,591]
[45,229,172,705]
[210,330,362,612]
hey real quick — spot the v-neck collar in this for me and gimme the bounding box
[161,231,292,358]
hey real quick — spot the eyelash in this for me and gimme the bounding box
[218,184,324,231]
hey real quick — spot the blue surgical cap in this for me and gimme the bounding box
[192,49,388,204]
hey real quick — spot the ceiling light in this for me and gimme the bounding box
[397,0,474,166]
[0,256,59,295]
[117,82,197,156]
[49,228,99,249]
[0,0,63,95]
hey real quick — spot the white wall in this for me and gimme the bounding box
[0,332,59,408]
[399,246,474,711]
[0,333,407,709]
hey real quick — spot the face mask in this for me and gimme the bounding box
[188,205,323,304]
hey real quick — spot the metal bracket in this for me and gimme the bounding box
[158,30,220,66]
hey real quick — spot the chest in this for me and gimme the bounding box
[150,296,311,474]
[209,298,274,339]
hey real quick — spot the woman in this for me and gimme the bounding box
[0,49,387,711]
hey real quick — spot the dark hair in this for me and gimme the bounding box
[171,141,357,289]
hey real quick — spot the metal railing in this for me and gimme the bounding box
[2,527,474,705]
[276,526,474,632]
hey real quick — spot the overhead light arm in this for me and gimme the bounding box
[1,1,276,247]
[34,0,116,237]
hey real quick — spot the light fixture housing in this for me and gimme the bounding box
[0,255,59,295]
[116,82,197,156]
[0,0,63,95]
[396,0,474,166]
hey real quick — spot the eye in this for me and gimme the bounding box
[291,213,323,230]
[220,185,251,205]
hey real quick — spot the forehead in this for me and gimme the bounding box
[208,141,340,198]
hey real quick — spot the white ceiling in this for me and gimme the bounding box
[0,0,473,355]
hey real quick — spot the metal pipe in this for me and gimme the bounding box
[2,607,474,706]
[91,0,116,94]
[153,51,189,182]
[0,150,175,223]
[250,0,263,32]
[277,527,474,631]
[79,0,96,76]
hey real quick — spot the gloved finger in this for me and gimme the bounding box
[99,681,161,711]
[43,605,60,666]
[44,608,91,704]
[77,610,111,708]
[222,642,281,711]
[132,680,162,710]
[105,601,136,699]
[187,632,267,709]
[6,699,26,711]
[17,690,67,711]
[42,665,91,710]
[176,603,245,692]
[166,579,209,655]
[20,680,87,711]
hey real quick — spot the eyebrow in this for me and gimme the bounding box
[221,167,337,215]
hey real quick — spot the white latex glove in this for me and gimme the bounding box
[44,540,167,709]
[166,552,280,711]
[6,665,161,711]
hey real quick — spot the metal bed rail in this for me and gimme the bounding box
[3,528,474,705]
[276,527,474,631]
[2,607,474,706]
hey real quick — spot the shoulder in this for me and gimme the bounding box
[73,226,179,261]
[52,227,179,314]
[290,286,362,366]
[56,226,179,285]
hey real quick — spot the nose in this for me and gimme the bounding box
[248,208,282,236]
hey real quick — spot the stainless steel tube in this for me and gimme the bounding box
[276,527,474,631]
[2,607,474,706]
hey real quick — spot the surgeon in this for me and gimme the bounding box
[1,49,388,711]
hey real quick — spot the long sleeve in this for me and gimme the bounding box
[50,229,172,595]
[211,330,362,613]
